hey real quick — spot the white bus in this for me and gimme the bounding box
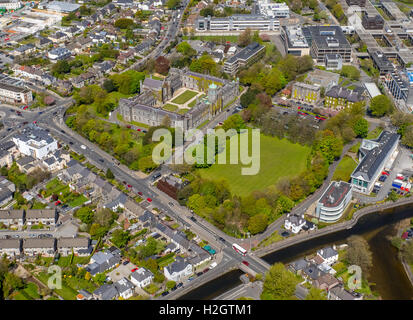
[232,243,247,256]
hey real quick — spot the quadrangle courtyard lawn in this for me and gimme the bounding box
[197,132,311,196]
[171,90,198,105]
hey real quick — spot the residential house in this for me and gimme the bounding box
[56,237,91,256]
[0,141,18,165]
[314,273,340,291]
[114,277,135,299]
[0,209,24,227]
[164,256,193,281]
[48,31,67,43]
[25,209,57,226]
[0,177,15,207]
[316,247,339,266]
[288,258,310,275]
[35,36,53,49]
[76,289,93,300]
[22,238,55,257]
[130,267,154,288]
[86,250,121,275]
[328,284,363,300]
[93,284,118,300]
[284,213,306,234]
[12,44,36,57]
[41,149,70,173]
[301,263,326,285]
[0,239,21,258]
[118,49,135,64]
[16,156,38,174]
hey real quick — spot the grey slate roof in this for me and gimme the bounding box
[26,209,56,219]
[317,247,338,259]
[0,210,24,220]
[93,284,118,300]
[131,267,154,282]
[165,256,191,274]
[23,238,55,249]
[57,237,90,248]
[0,239,21,249]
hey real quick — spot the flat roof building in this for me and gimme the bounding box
[281,25,310,57]
[302,26,351,63]
[257,0,289,19]
[362,11,384,30]
[316,181,352,222]
[351,131,399,194]
[38,1,80,13]
[224,42,265,75]
[370,50,394,76]
[196,14,280,31]
[384,68,413,111]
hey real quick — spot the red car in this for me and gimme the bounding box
[126,125,131,129]
[33,121,37,124]
[127,184,132,188]
[131,268,138,272]
[23,106,28,110]
[242,260,249,266]
[147,198,152,202]
[55,200,61,206]
[136,128,141,132]
[138,192,143,196]
[37,193,42,198]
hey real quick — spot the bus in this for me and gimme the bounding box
[232,243,247,256]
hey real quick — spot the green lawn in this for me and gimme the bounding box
[45,178,70,198]
[32,201,47,209]
[171,90,198,105]
[258,231,283,247]
[36,272,80,300]
[197,132,311,196]
[68,194,88,207]
[163,104,179,112]
[177,108,190,114]
[349,142,361,154]
[332,156,358,182]
[144,283,159,295]
[188,94,205,108]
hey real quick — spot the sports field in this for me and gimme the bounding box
[197,132,311,196]
[171,90,198,105]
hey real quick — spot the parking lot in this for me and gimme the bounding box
[107,261,137,282]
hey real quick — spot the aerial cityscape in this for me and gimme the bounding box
[1,0,413,305]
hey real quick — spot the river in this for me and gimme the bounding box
[180,204,413,300]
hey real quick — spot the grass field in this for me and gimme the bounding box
[163,104,179,112]
[367,127,383,139]
[332,156,358,182]
[197,132,311,196]
[171,90,198,105]
[177,108,190,114]
[188,94,205,108]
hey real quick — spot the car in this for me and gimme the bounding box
[123,261,129,265]
[137,128,141,132]
[218,122,223,126]
[147,197,152,202]
[32,121,37,124]
[203,268,210,273]
[168,202,174,206]
[190,216,197,222]
[161,291,169,296]
[188,276,194,281]
[142,130,147,133]
[55,200,61,206]
[281,231,289,237]
[60,130,65,133]
[219,237,225,242]
[38,111,43,115]
[80,145,86,150]
[23,121,28,125]
[242,260,249,266]
[37,193,42,198]
[69,141,73,145]
[138,191,143,196]
[196,272,203,277]
[171,286,177,291]
[62,204,68,209]
[99,159,104,163]
[131,267,138,272]
[127,184,132,188]
[23,106,28,110]
[177,282,183,288]
[126,125,131,129]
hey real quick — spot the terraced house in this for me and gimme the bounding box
[0,210,24,228]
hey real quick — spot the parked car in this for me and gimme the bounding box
[161,291,169,296]
[138,192,143,196]
[147,198,152,202]
[281,231,289,237]
[177,282,183,288]
[242,260,249,266]
[171,286,177,291]
[54,200,61,206]
[196,272,203,277]
[122,261,129,265]
[202,268,209,273]
[190,216,197,222]
[131,267,138,272]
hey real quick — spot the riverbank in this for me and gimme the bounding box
[393,218,413,290]
[255,196,413,257]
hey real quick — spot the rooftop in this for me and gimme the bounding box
[318,181,352,208]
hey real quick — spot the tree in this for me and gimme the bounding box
[114,18,134,29]
[346,235,373,275]
[248,213,268,234]
[176,41,196,57]
[200,6,214,17]
[166,280,176,290]
[353,118,368,138]
[369,95,391,117]
[155,56,170,75]
[402,125,413,148]
[238,28,252,47]
[111,229,130,248]
[222,114,246,131]
[106,168,114,179]
[51,60,70,78]
[166,0,180,9]
[189,54,217,75]
[261,263,299,300]
[2,272,24,297]
[75,206,94,224]
[138,156,157,173]
[305,287,327,300]
[340,65,360,81]
[93,208,114,228]
[102,79,116,93]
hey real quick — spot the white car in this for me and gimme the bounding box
[80,145,86,150]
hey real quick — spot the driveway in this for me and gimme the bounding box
[107,262,137,282]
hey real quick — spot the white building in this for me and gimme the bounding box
[0,82,32,105]
[48,47,72,62]
[22,238,55,257]
[257,0,289,18]
[25,209,57,226]
[0,239,21,258]
[114,277,135,299]
[315,181,353,223]
[316,246,339,266]
[130,267,154,288]
[0,0,22,10]
[196,14,280,31]
[284,213,306,234]
[164,257,193,282]
[12,125,58,159]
